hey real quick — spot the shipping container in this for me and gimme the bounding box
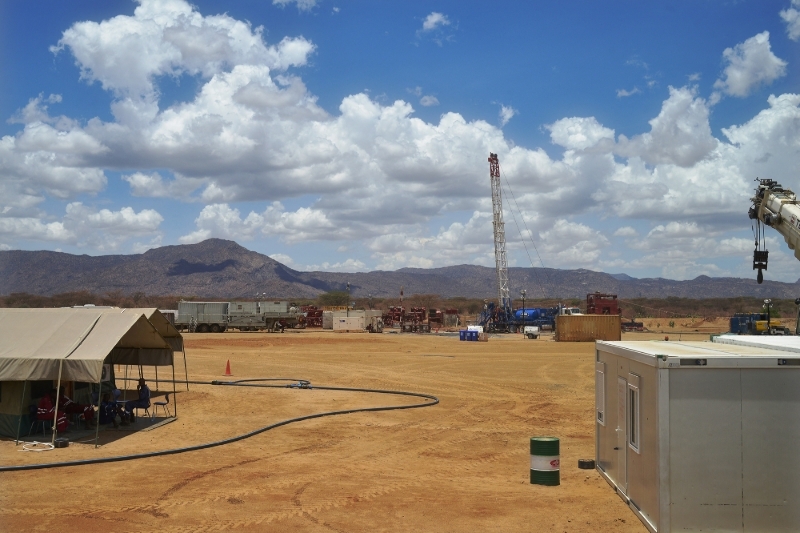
[556,315,621,341]
[596,340,800,532]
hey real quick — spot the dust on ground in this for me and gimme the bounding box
[0,329,693,532]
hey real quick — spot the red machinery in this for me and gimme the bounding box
[428,308,443,325]
[381,305,433,332]
[382,306,405,328]
[621,320,644,332]
[300,305,323,328]
[586,293,621,315]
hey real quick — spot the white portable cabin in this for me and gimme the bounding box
[595,340,800,532]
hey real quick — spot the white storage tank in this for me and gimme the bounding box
[595,340,800,532]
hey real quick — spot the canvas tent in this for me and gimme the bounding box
[83,307,188,390]
[0,308,180,444]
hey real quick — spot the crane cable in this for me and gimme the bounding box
[499,166,550,299]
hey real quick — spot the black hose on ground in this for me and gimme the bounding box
[0,379,438,472]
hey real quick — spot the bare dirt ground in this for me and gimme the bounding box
[0,329,722,532]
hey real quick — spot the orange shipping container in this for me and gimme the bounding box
[555,315,621,342]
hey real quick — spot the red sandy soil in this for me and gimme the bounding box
[0,330,703,532]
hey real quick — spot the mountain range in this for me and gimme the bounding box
[1,238,799,300]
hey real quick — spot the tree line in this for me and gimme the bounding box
[1,291,795,319]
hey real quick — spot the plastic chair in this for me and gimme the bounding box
[133,405,150,421]
[27,405,49,437]
[152,394,171,420]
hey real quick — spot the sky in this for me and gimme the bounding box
[2,0,800,283]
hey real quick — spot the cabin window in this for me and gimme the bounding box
[595,361,605,426]
[627,373,641,453]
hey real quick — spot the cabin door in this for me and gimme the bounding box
[616,376,628,496]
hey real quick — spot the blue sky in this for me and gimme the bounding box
[2,0,800,282]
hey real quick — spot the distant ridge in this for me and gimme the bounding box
[610,273,635,281]
[1,239,799,299]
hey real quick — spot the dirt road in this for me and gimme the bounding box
[0,331,664,532]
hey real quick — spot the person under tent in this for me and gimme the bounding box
[37,389,69,432]
[58,386,96,429]
[99,392,123,428]
[124,378,151,422]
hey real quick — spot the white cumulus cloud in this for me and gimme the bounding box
[51,0,315,97]
[420,95,439,107]
[547,117,614,151]
[499,105,517,127]
[712,32,787,100]
[422,12,450,31]
[616,87,641,98]
[616,86,717,167]
[273,0,319,11]
[781,0,800,40]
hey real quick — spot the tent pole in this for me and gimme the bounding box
[171,362,177,418]
[52,359,64,446]
[182,337,189,391]
[123,365,128,401]
[155,365,159,391]
[15,380,27,445]
[94,372,102,448]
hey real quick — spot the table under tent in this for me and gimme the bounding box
[0,308,180,447]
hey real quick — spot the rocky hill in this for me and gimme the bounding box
[1,238,799,299]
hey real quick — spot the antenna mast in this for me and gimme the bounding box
[488,153,511,314]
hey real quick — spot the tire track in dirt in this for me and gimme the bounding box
[159,457,263,500]
[157,477,428,533]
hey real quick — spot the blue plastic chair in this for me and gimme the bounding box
[27,405,49,437]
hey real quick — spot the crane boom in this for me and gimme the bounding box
[488,153,512,314]
[750,178,800,283]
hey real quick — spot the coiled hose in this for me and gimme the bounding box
[0,378,438,472]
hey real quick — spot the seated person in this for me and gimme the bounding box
[99,392,124,428]
[37,389,69,432]
[124,378,151,422]
[58,386,96,429]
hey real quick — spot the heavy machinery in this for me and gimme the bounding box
[586,293,621,315]
[747,178,800,334]
[730,312,790,335]
[479,153,565,333]
[750,178,800,283]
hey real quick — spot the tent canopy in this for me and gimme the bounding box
[123,308,183,352]
[0,308,172,382]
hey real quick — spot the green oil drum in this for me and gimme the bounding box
[530,437,560,486]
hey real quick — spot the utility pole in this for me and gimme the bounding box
[521,289,526,326]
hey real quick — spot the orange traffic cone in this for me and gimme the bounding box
[224,360,232,376]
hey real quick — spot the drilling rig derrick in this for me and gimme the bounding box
[484,153,514,331]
